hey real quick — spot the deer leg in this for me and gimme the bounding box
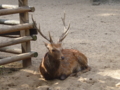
[70,73,78,77]
[81,66,91,73]
[70,66,91,77]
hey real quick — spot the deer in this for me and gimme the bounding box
[36,13,91,80]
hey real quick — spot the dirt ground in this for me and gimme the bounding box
[0,0,120,90]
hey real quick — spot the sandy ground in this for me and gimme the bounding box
[0,0,120,90]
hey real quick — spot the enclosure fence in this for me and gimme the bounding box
[0,0,38,68]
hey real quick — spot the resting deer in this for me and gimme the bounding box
[37,13,91,80]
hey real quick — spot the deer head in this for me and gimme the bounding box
[34,13,70,60]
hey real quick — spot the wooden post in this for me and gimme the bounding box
[19,0,32,67]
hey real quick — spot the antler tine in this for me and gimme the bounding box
[31,15,37,29]
[59,23,70,42]
[37,25,50,42]
[49,31,53,43]
[61,12,66,29]
[64,23,70,34]
[59,12,70,43]
[59,29,69,42]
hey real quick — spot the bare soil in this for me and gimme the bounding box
[0,0,120,90]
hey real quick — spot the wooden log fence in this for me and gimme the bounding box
[0,35,20,38]
[0,19,19,25]
[0,6,35,16]
[0,47,22,54]
[0,23,33,34]
[0,47,36,54]
[0,0,38,68]
[0,52,38,65]
[0,35,37,48]
[0,4,18,9]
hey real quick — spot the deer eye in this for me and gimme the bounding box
[52,49,56,52]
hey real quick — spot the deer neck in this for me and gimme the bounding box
[48,52,60,66]
[45,52,60,74]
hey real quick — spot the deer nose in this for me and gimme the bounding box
[61,56,65,60]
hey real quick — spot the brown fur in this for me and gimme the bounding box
[39,43,91,80]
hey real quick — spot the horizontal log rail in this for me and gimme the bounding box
[0,52,38,65]
[0,23,33,34]
[0,47,36,54]
[0,35,37,48]
[0,4,18,9]
[0,47,22,54]
[0,29,37,36]
[0,4,35,10]
[0,35,20,38]
[0,6,35,16]
[0,19,20,25]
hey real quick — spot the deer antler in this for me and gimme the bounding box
[31,15,53,43]
[58,12,70,43]
[38,25,53,43]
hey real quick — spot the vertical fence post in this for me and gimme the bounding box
[19,0,31,67]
